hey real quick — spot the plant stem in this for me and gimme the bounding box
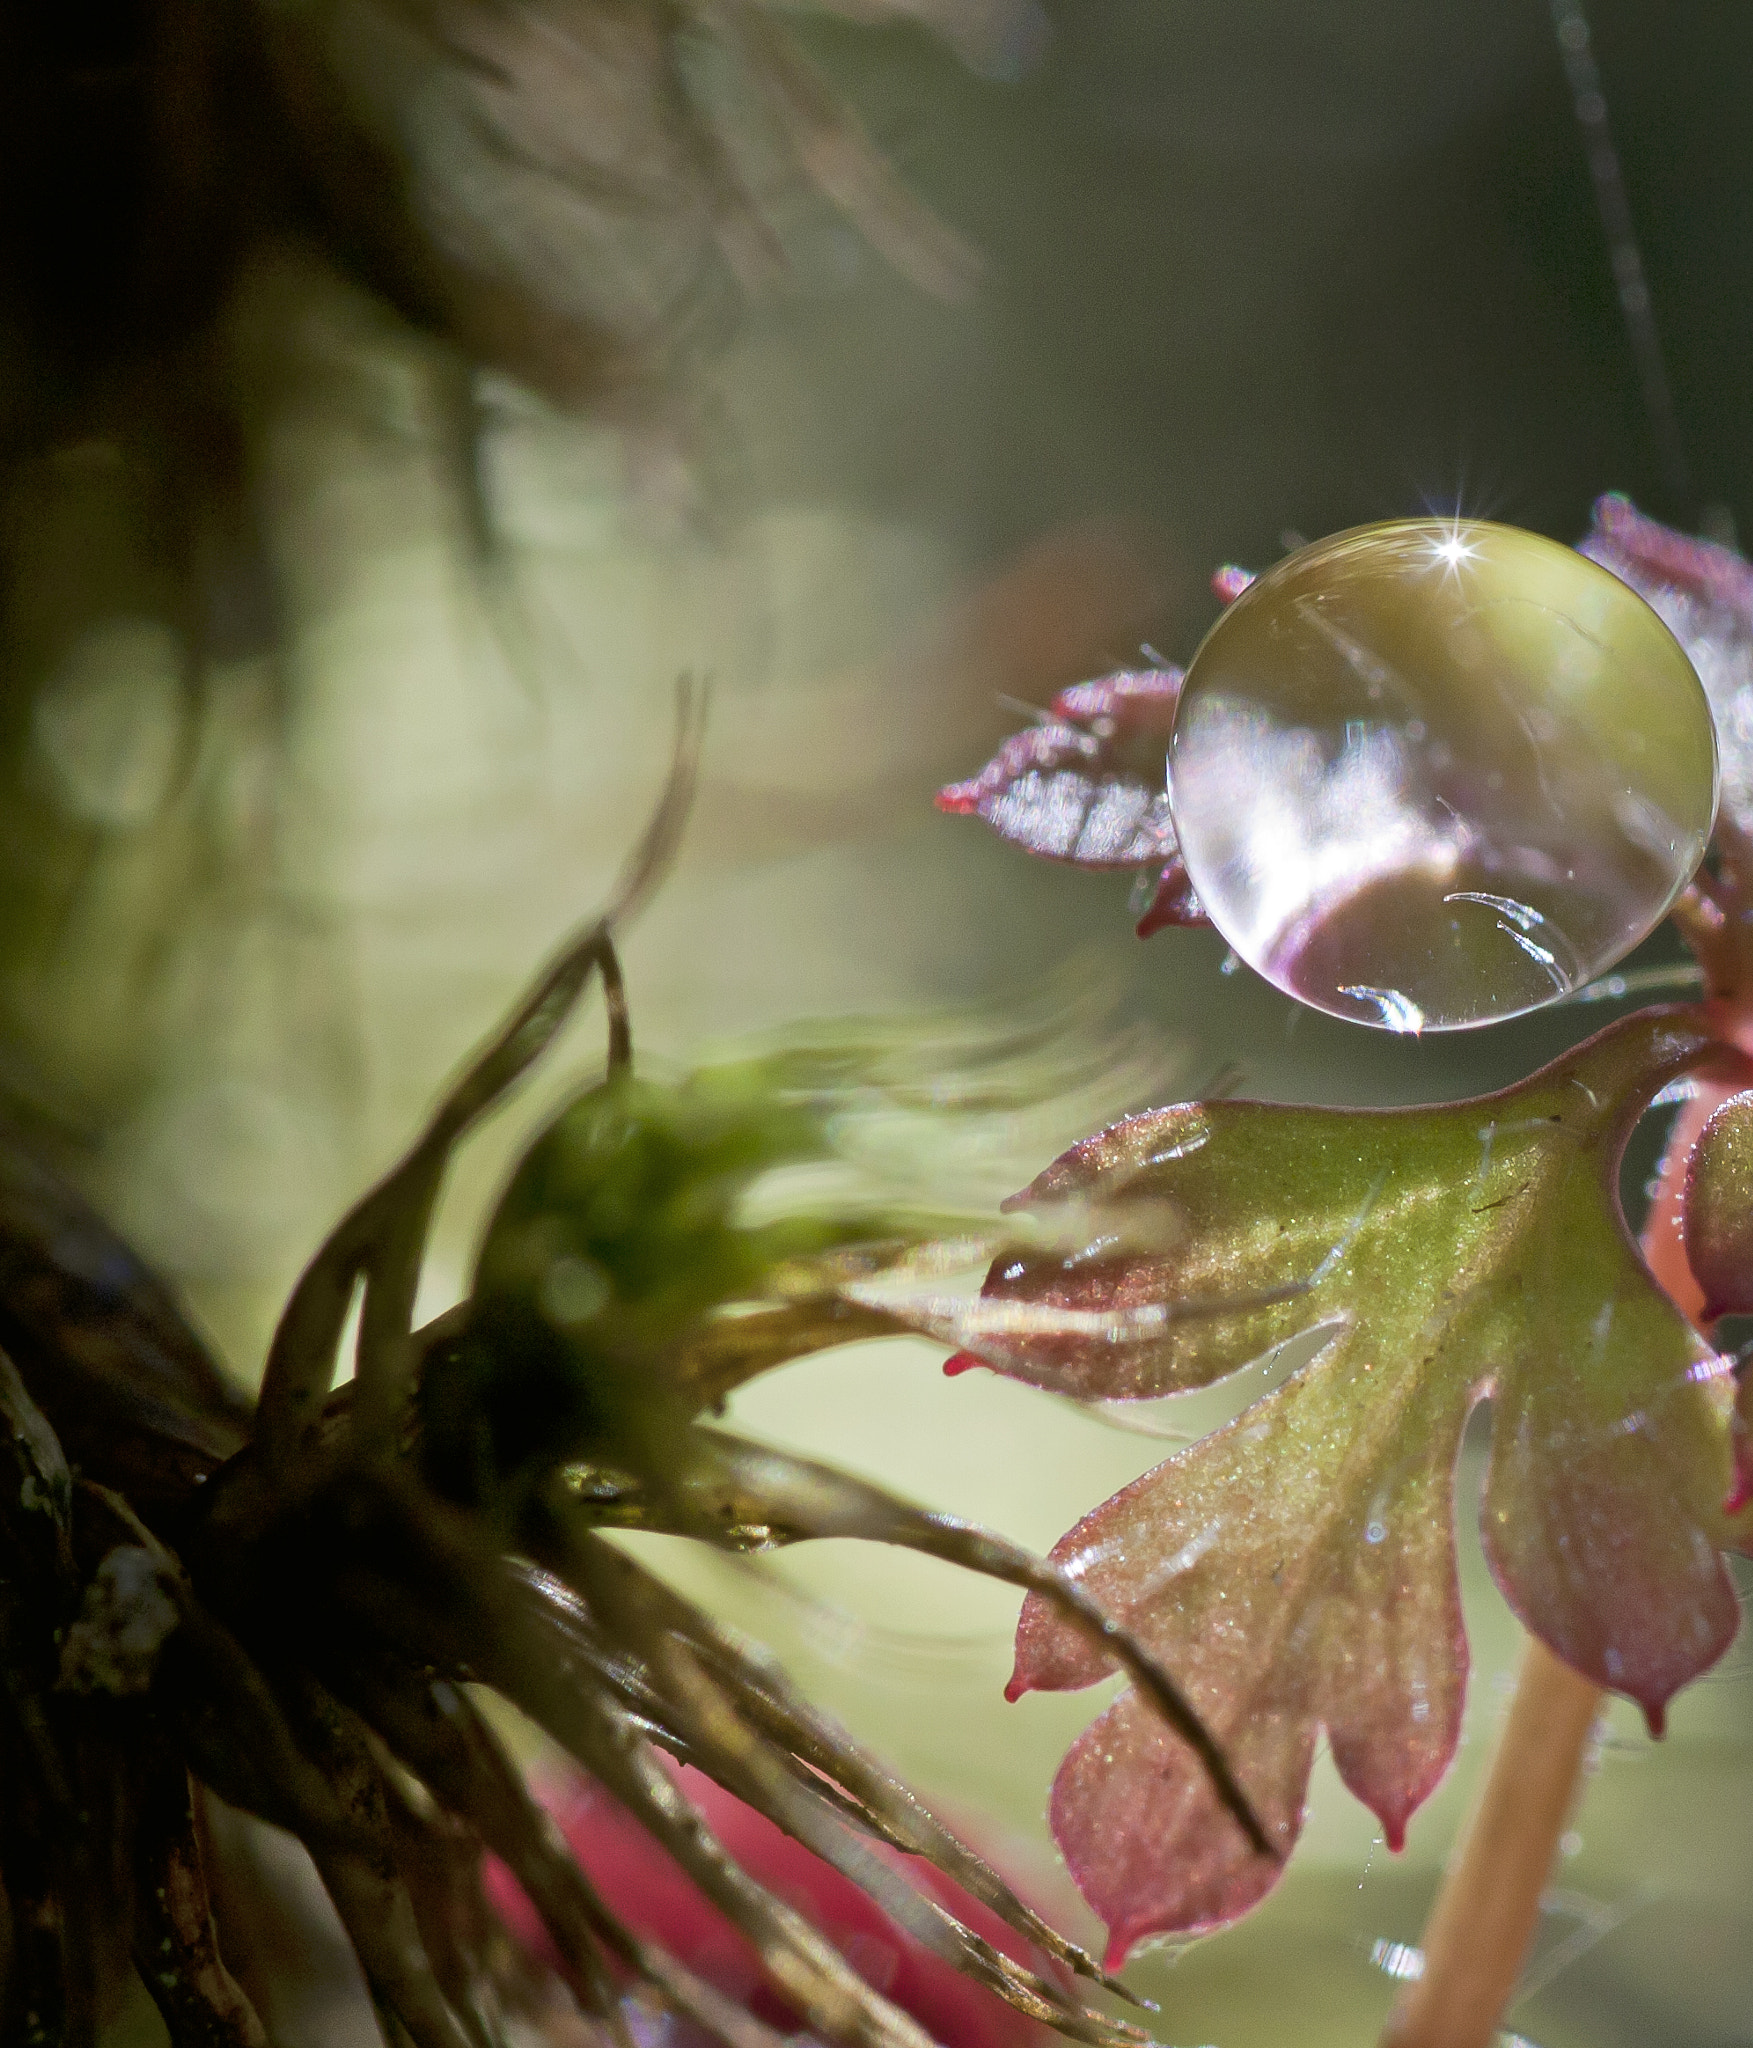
[1378,1638,1601,2048]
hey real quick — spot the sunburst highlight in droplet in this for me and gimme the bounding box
[1424,521,1481,578]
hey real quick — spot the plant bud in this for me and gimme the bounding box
[1683,1087,1753,1320]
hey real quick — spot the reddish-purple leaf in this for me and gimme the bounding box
[935,1010,1753,1955]
[937,670,1188,875]
[1043,669,1182,730]
[1020,1373,1467,1950]
[1581,494,1753,835]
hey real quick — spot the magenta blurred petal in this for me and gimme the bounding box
[488,1766,1050,2048]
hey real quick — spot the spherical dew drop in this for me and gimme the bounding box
[1169,518,1719,1032]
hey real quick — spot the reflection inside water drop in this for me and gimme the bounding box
[1170,520,1719,1031]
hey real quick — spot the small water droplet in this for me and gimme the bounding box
[1368,1939,1425,1981]
[1168,520,1718,1030]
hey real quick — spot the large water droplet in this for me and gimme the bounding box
[1169,519,1719,1031]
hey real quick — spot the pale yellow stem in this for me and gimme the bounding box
[1378,1638,1601,2048]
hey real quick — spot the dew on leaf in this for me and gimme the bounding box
[1169,519,1718,1031]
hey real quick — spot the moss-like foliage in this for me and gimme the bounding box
[0,716,1271,2046]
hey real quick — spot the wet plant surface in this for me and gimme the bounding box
[932,499,1753,2041]
[12,9,1753,2046]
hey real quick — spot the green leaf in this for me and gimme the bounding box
[949,1009,1753,1954]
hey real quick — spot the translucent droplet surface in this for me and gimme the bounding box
[1169,519,1719,1031]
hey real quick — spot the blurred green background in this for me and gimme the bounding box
[11,2,1753,2042]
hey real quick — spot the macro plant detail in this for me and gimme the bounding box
[0,701,1271,2047]
[936,665,1199,941]
[936,499,1753,1986]
[11,2,1747,2044]
[946,1009,1750,1947]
